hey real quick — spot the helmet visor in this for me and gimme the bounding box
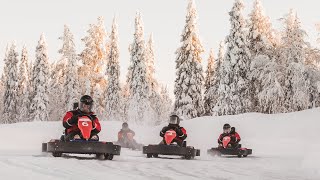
[81,98,93,105]
[169,116,178,124]
[223,128,231,133]
[79,102,93,112]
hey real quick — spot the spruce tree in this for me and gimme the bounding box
[174,0,204,119]
[30,34,50,121]
[213,0,251,115]
[2,43,19,124]
[105,17,122,121]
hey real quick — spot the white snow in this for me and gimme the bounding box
[0,109,320,179]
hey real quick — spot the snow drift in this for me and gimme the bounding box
[0,109,319,180]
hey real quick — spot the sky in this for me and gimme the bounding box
[0,0,319,98]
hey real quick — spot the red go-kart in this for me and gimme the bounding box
[143,130,200,160]
[42,116,121,160]
[207,136,252,158]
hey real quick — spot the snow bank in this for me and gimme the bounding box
[0,109,319,179]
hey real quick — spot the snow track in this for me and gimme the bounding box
[1,109,320,179]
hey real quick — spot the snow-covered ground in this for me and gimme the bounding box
[0,109,320,180]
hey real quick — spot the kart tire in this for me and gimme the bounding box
[153,154,158,158]
[147,153,152,158]
[105,153,114,160]
[52,152,62,157]
[96,153,105,160]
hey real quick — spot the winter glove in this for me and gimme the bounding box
[175,128,183,136]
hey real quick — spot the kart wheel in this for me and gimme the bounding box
[243,155,248,157]
[153,154,158,158]
[147,153,152,158]
[104,153,114,160]
[216,151,222,157]
[237,154,242,158]
[52,152,62,157]
[185,155,192,160]
[96,153,106,160]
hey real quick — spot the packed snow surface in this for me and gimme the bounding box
[0,109,320,180]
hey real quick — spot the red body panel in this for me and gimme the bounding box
[62,111,101,134]
[78,117,93,140]
[222,136,231,148]
[126,132,134,141]
[164,130,177,145]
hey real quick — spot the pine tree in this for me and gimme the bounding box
[17,46,31,121]
[174,0,204,119]
[213,0,251,115]
[105,17,122,121]
[157,85,173,125]
[204,49,215,115]
[0,44,10,118]
[80,17,107,96]
[127,12,152,124]
[93,83,105,119]
[2,43,19,124]
[247,0,275,111]
[247,0,274,57]
[280,10,310,112]
[48,58,66,121]
[145,34,163,123]
[250,55,286,113]
[30,34,50,121]
[59,25,80,111]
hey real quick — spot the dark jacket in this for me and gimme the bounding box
[62,109,101,134]
[160,124,187,141]
[218,132,241,144]
[118,128,135,141]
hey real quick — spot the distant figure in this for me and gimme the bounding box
[116,122,142,150]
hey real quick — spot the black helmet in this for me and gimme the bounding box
[169,114,180,125]
[79,95,94,112]
[122,122,128,129]
[223,123,231,130]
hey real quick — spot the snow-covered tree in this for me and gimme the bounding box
[145,34,158,92]
[145,34,164,122]
[59,25,80,111]
[126,12,153,124]
[120,83,130,122]
[80,17,107,96]
[250,55,286,113]
[213,0,251,115]
[49,58,66,121]
[0,44,10,118]
[203,49,216,115]
[174,0,204,119]
[157,85,173,125]
[2,43,19,124]
[105,18,122,121]
[29,34,50,121]
[17,46,31,121]
[247,0,276,111]
[93,83,105,119]
[280,10,310,112]
[247,0,274,57]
